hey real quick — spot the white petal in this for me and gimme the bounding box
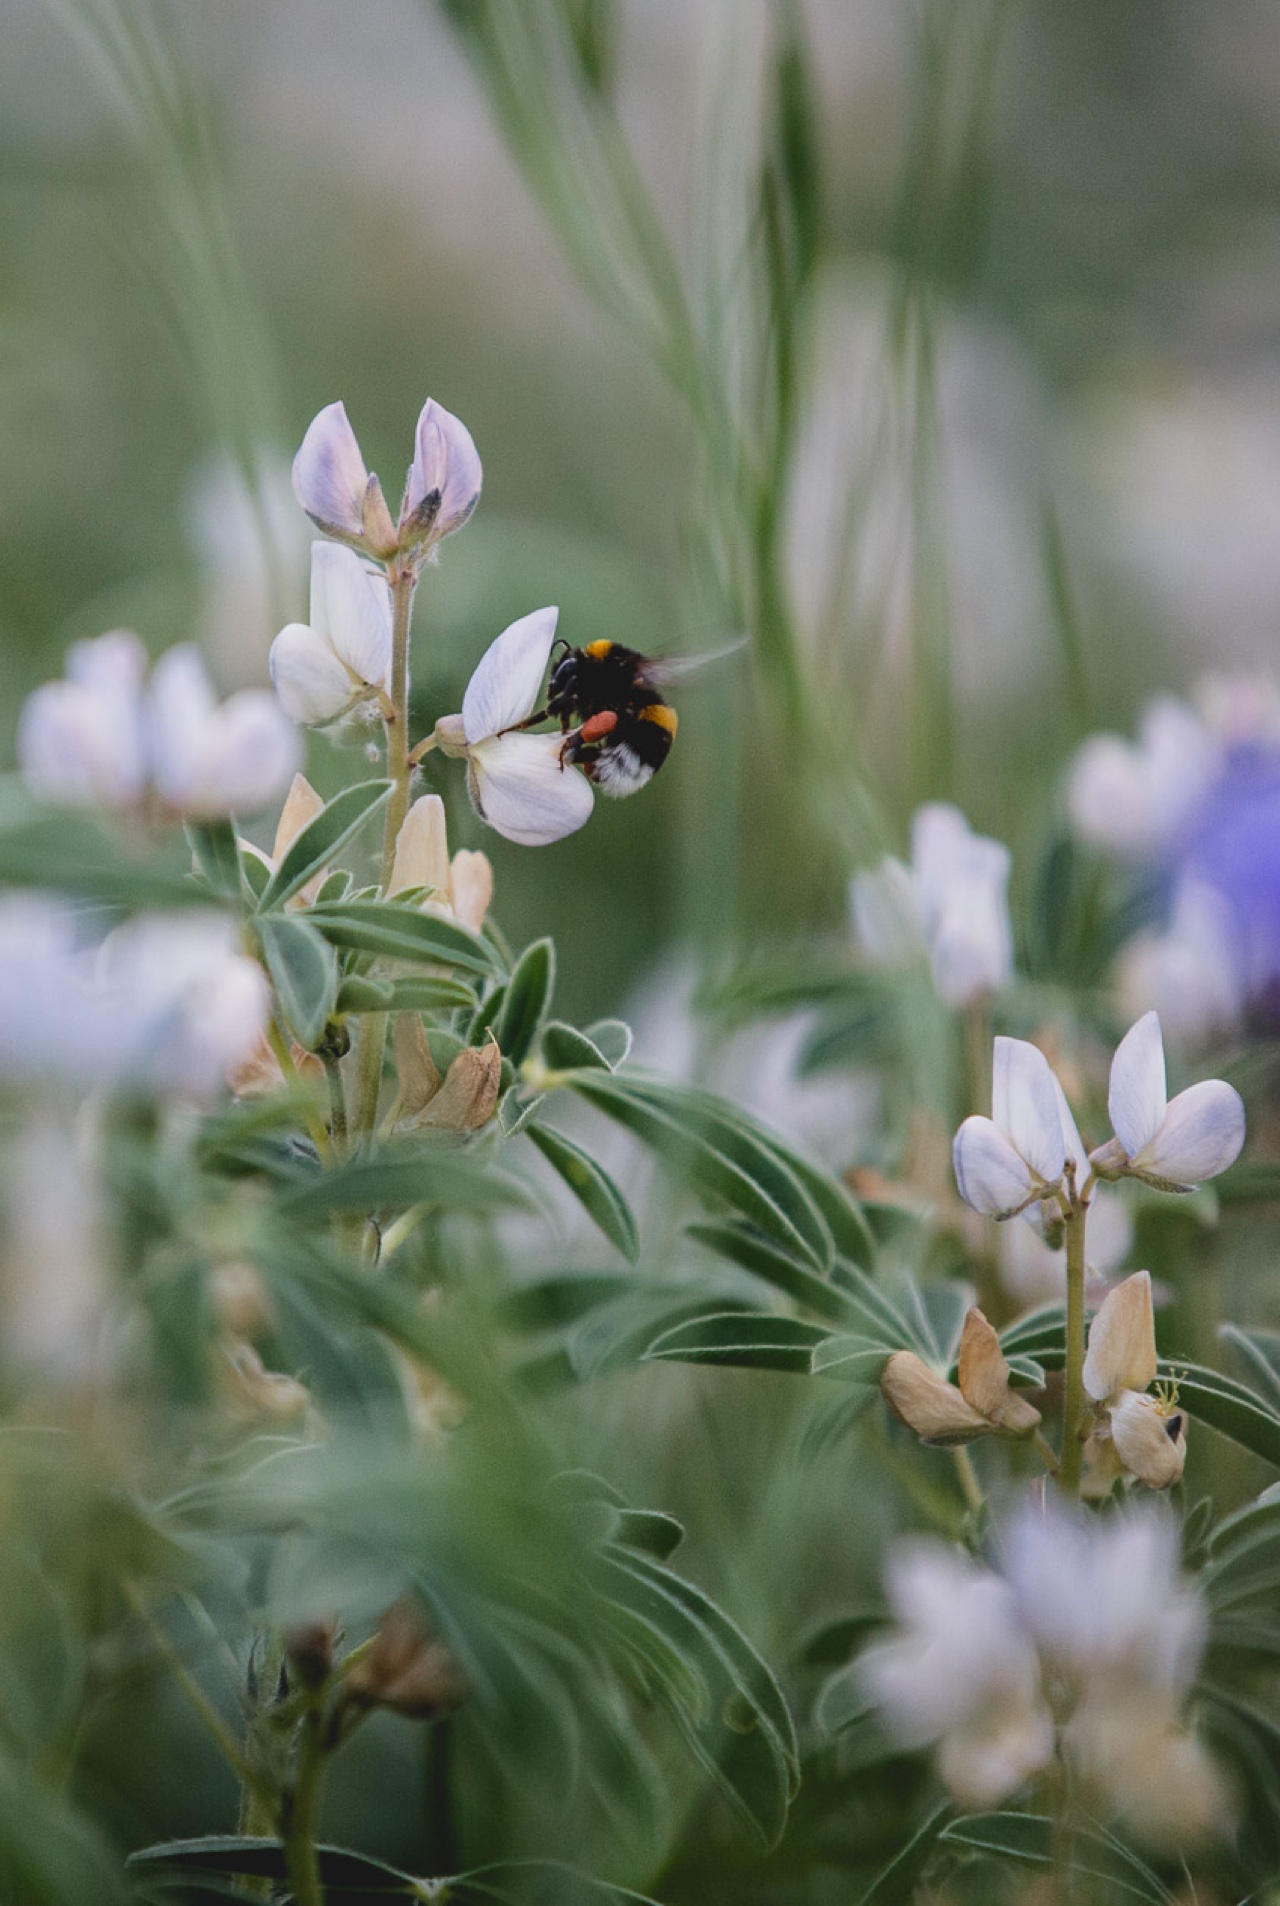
[1066,698,1218,860]
[18,681,147,809]
[466,730,593,845]
[953,1116,1036,1218]
[270,621,360,726]
[850,858,923,967]
[309,542,392,690]
[405,397,482,537]
[930,876,1013,1007]
[292,401,369,539]
[910,803,973,932]
[1110,1390,1187,1490]
[147,646,219,807]
[992,1037,1066,1183]
[1083,1270,1158,1402]
[449,851,493,934]
[1117,881,1244,1050]
[184,693,302,818]
[1138,1079,1246,1186]
[1109,1011,1168,1160]
[462,607,559,744]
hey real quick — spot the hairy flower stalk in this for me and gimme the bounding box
[1059,1190,1091,1497]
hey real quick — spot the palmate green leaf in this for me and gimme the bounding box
[1203,1486,1280,1612]
[308,899,502,976]
[274,1143,533,1220]
[644,1309,834,1373]
[595,1544,798,1847]
[256,913,339,1048]
[560,1068,834,1270]
[685,1220,861,1325]
[256,779,391,910]
[526,1123,639,1261]
[494,938,555,1066]
[334,973,478,1015]
[809,1334,893,1384]
[939,1813,1173,1904]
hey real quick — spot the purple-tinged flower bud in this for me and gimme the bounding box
[293,401,397,557]
[400,398,482,552]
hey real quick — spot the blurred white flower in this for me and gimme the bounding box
[439,606,594,846]
[852,803,1012,1010]
[18,631,150,810]
[1099,1010,1245,1191]
[998,1182,1132,1310]
[865,1502,1228,1844]
[1081,1270,1186,1491]
[270,541,393,728]
[183,448,310,688]
[292,396,480,566]
[1117,878,1244,1050]
[0,896,267,1101]
[859,1542,1054,1808]
[952,1036,1084,1222]
[18,630,300,820]
[0,1111,107,1378]
[148,646,302,820]
[1067,697,1220,861]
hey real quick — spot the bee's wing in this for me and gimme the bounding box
[634,634,749,691]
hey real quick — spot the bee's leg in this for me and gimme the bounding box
[496,704,552,736]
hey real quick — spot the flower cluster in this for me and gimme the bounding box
[953,1011,1244,1223]
[20,631,300,821]
[1068,672,1280,1042]
[860,1503,1229,1846]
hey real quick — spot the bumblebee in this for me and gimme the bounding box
[507,636,742,797]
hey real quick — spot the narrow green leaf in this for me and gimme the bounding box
[809,1334,891,1383]
[127,1835,430,1895]
[0,799,206,908]
[543,1021,612,1070]
[1221,1323,1280,1416]
[942,1810,1180,1902]
[277,1146,533,1220]
[309,900,500,975]
[685,1220,859,1325]
[256,914,339,1048]
[526,1123,639,1261]
[335,974,477,1016]
[614,1508,684,1560]
[583,1018,632,1067]
[257,779,391,910]
[856,1801,951,1905]
[644,1310,832,1373]
[186,820,241,898]
[494,938,555,1066]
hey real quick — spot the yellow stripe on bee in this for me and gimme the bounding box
[640,703,678,733]
[584,639,614,659]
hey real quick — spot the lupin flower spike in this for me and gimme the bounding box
[1093,1010,1245,1191]
[292,397,481,568]
[433,607,594,846]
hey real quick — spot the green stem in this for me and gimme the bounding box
[281,1704,328,1906]
[951,1445,984,1514]
[323,1054,348,1151]
[380,565,418,889]
[1058,1197,1089,1497]
[352,1011,388,1143]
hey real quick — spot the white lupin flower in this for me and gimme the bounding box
[859,1542,1055,1807]
[1101,1009,1245,1191]
[147,647,301,820]
[953,1037,1083,1221]
[445,606,594,847]
[1117,878,1244,1049]
[18,630,149,809]
[851,803,1012,1009]
[19,632,300,820]
[270,542,394,727]
[292,396,481,564]
[1067,696,1220,860]
[0,898,267,1102]
[1081,1270,1186,1490]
